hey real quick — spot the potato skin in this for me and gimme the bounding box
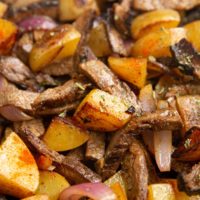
[74,89,131,132]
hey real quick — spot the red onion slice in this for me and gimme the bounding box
[154,130,172,172]
[19,15,57,32]
[59,183,117,200]
[0,105,33,121]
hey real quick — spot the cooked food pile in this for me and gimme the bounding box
[0,0,200,200]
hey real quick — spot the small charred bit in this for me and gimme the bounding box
[170,39,200,79]
[181,6,200,25]
[126,106,136,114]
[23,128,102,184]
[176,95,200,132]
[173,127,200,161]
[6,0,59,23]
[86,132,105,161]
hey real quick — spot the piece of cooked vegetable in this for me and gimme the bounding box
[0,18,17,55]
[87,22,112,57]
[0,129,39,198]
[36,171,70,200]
[74,89,131,132]
[105,171,127,200]
[185,20,200,52]
[131,9,180,39]
[59,183,117,200]
[148,184,176,200]
[35,155,53,170]
[42,117,89,152]
[0,2,8,18]
[108,57,147,88]
[29,25,81,72]
[132,28,186,58]
[59,0,99,21]
[22,195,50,200]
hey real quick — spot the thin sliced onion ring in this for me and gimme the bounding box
[0,105,33,121]
[59,183,117,200]
[154,130,172,172]
[19,15,57,32]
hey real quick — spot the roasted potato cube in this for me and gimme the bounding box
[0,19,17,55]
[131,9,180,39]
[108,57,147,88]
[148,184,176,200]
[132,28,186,58]
[36,171,70,200]
[74,89,131,132]
[22,195,50,200]
[87,22,112,57]
[29,25,81,72]
[59,0,99,21]
[185,20,200,52]
[0,2,8,18]
[0,129,39,198]
[42,117,89,152]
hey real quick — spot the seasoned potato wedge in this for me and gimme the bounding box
[0,129,39,198]
[59,0,99,21]
[131,9,180,39]
[87,22,112,57]
[148,184,175,200]
[74,89,131,132]
[108,57,147,88]
[132,28,186,58]
[185,20,200,52]
[43,117,89,152]
[0,19,17,55]
[22,195,50,200]
[29,25,81,72]
[36,171,70,200]
[0,2,8,18]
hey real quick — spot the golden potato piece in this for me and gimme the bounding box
[0,129,39,198]
[132,28,186,58]
[43,117,89,152]
[131,9,180,39]
[185,20,200,52]
[0,19,17,55]
[74,89,131,132]
[0,2,8,18]
[148,184,175,200]
[59,0,99,21]
[29,25,81,72]
[36,171,70,200]
[108,57,147,88]
[22,195,50,200]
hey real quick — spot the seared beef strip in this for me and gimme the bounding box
[122,139,149,200]
[22,128,102,184]
[66,146,85,161]
[170,39,200,79]
[133,0,200,10]
[102,109,182,179]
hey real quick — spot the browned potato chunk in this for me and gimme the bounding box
[59,0,99,21]
[0,129,39,198]
[0,19,17,55]
[29,25,81,72]
[108,57,147,88]
[131,9,180,39]
[74,89,131,132]
[42,117,89,152]
[132,28,186,58]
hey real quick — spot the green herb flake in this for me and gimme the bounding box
[75,82,85,91]
[184,138,191,149]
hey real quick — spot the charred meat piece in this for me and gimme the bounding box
[79,58,140,112]
[173,127,200,161]
[133,0,200,11]
[32,79,89,112]
[86,132,105,161]
[66,146,85,161]
[170,39,200,79]
[23,128,102,184]
[176,95,200,132]
[102,109,182,179]
[122,138,149,200]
